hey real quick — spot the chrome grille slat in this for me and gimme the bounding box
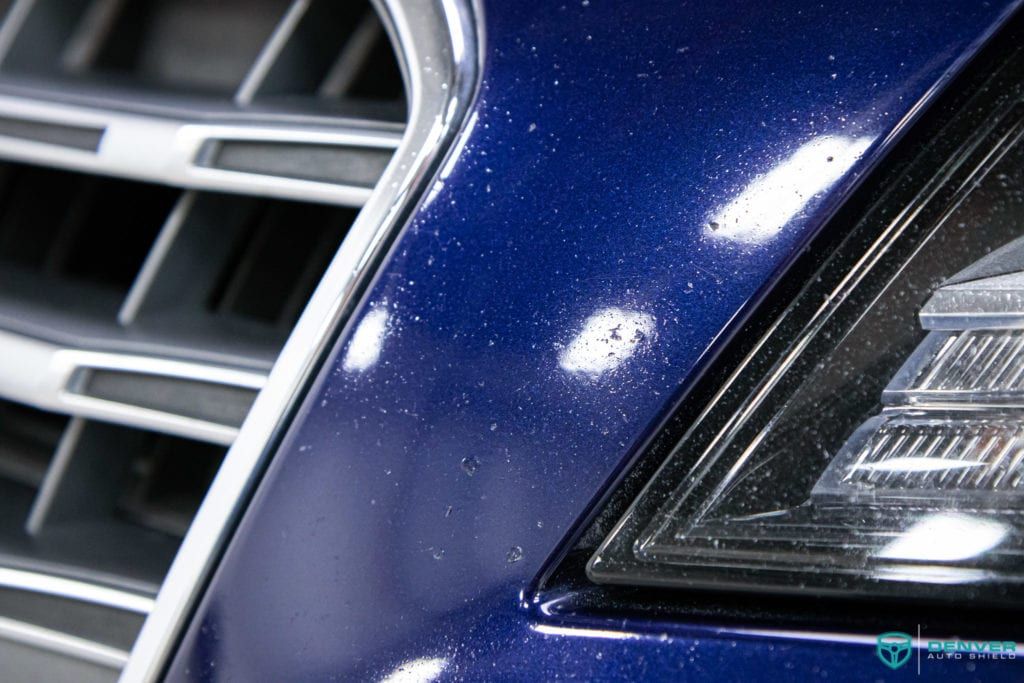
[0,94,402,206]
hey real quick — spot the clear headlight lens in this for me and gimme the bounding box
[588,70,1024,601]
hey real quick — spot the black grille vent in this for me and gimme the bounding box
[1,0,404,115]
[0,399,65,491]
[0,0,405,677]
[0,165,178,292]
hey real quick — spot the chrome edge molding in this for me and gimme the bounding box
[119,0,483,679]
[0,329,266,446]
[0,93,402,207]
[0,615,129,670]
[0,567,155,615]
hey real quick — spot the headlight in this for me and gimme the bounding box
[588,48,1024,602]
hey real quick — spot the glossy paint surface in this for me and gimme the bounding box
[170,1,1022,680]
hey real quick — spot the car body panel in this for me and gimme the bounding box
[167,1,1023,680]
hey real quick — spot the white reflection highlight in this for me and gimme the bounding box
[379,657,447,683]
[558,307,655,376]
[440,0,465,62]
[877,513,1009,562]
[873,566,996,585]
[708,135,872,243]
[854,458,985,474]
[532,624,642,641]
[343,308,390,372]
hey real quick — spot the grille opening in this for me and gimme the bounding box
[0,420,228,588]
[346,28,406,104]
[116,433,224,539]
[2,0,290,98]
[252,2,369,99]
[0,164,95,270]
[250,2,406,117]
[0,399,65,493]
[0,167,361,368]
[0,0,406,118]
[0,401,64,577]
[207,199,357,328]
[0,0,92,80]
[89,0,289,96]
[0,162,178,295]
[118,192,358,362]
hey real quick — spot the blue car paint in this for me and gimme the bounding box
[169,1,1022,680]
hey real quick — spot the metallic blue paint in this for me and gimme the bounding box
[169,1,1022,680]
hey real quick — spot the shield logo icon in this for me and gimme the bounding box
[876,632,913,670]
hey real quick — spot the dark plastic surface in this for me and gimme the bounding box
[0,164,360,370]
[77,371,256,429]
[0,115,103,150]
[0,0,405,113]
[203,141,392,188]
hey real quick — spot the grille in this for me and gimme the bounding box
[0,0,405,677]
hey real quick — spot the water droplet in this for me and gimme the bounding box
[506,545,523,563]
[461,456,480,476]
[431,547,445,560]
[528,122,537,133]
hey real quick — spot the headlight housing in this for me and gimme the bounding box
[588,40,1024,603]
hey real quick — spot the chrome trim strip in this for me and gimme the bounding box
[0,94,402,207]
[119,0,482,679]
[0,567,155,614]
[0,615,129,670]
[0,330,266,445]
